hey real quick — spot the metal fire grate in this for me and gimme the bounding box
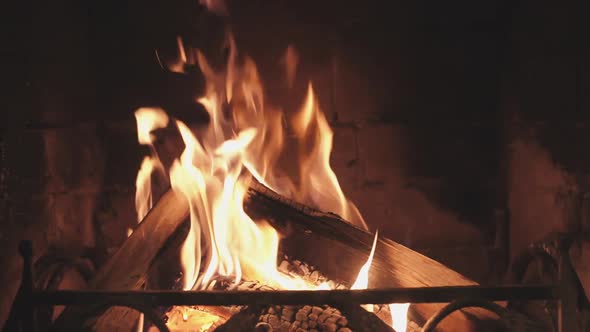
[6,234,587,332]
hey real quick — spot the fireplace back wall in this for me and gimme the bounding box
[1,0,585,326]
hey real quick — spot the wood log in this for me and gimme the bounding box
[53,178,502,331]
[51,189,189,331]
[243,179,504,331]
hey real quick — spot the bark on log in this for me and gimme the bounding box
[53,178,502,331]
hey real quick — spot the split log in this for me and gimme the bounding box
[53,179,502,331]
[243,179,504,331]
[51,189,189,331]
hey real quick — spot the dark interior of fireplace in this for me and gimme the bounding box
[1,0,588,331]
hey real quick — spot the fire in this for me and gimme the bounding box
[291,83,367,229]
[131,108,169,236]
[166,45,328,290]
[133,32,407,329]
[351,231,379,313]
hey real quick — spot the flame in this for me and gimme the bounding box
[170,117,322,291]
[165,36,190,74]
[351,231,378,290]
[131,108,169,236]
[133,108,169,331]
[292,83,367,229]
[166,44,325,289]
[134,32,405,328]
[390,303,411,332]
[350,231,410,331]
[351,231,378,313]
[135,107,169,145]
[135,157,156,221]
[280,45,299,89]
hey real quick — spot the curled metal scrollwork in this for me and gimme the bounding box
[507,232,590,331]
[421,299,510,332]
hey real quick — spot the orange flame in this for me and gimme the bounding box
[351,231,379,313]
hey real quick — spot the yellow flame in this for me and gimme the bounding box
[133,34,403,330]
[351,231,378,290]
[170,111,322,290]
[291,83,316,140]
[351,231,378,313]
[131,108,169,237]
[350,231,410,330]
[292,83,367,229]
[134,107,169,145]
[135,157,155,221]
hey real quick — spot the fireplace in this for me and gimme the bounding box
[1,0,587,331]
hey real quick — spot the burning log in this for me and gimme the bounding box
[52,179,502,331]
[243,179,504,331]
